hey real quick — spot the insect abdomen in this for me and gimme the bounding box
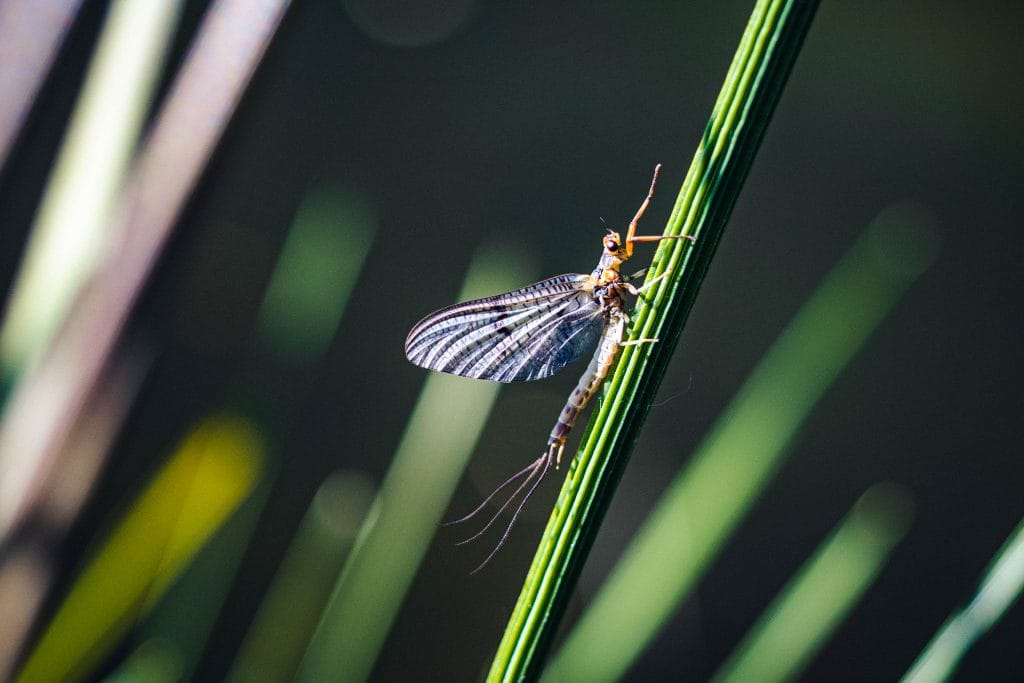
[547,309,625,449]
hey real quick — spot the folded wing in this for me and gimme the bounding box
[405,273,605,382]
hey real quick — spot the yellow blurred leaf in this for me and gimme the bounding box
[16,414,263,683]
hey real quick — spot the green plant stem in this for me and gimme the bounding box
[486,1,820,680]
[543,204,936,682]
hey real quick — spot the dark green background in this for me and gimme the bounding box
[3,1,1021,680]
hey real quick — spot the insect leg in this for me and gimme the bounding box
[624,164,662,258]
[628,234,696,245]
[623,272,666,297]
[620,338,659,346]
[623,165,698,257]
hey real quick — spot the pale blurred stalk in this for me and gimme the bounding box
[0,0,87,171]
[0,0,183,376]
[0,0,291,545]
[903,517,1024,682]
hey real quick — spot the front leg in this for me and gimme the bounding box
[623,272,667,298]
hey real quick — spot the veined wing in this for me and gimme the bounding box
[405,273,605,382]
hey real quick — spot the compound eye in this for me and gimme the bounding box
[606,240,619,252]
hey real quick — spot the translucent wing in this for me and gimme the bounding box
[405,273,605,382]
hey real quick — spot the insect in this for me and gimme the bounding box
[405,165,693,569]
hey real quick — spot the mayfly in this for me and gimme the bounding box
[405,165,693,569]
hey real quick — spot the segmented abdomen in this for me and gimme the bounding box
[547,307,625,448]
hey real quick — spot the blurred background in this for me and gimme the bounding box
[0,0,1021,681]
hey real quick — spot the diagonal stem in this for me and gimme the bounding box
[486,1,821,680]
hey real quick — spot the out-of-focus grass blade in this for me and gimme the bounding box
[0,0,87,172]
[0,350,148,681]
[228,472,376,683]
[104,187,375,679]
[713,483,914,683]
[0,3,292,670]
[14,415,263,683]
[543,206,938,682]
[903,517,1024,683]
[128,466,274,681]
[294,242,536,683]
[0,0,184,378]
[0,0,291,545]
[101,640,182,683]
[255,187,375,362]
